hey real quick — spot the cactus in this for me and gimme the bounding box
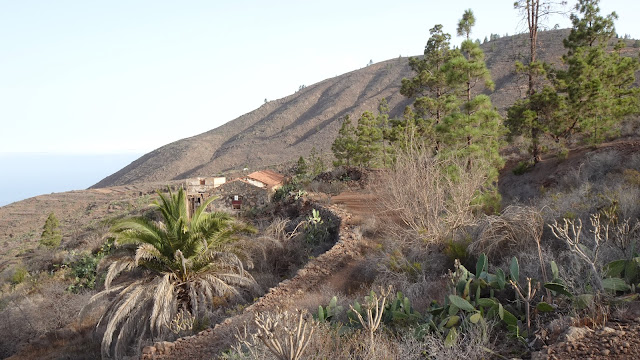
[314,296,343,323]
[383,292,421,325]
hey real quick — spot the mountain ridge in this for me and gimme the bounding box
[91,29,578,188]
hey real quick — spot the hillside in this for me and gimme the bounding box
[93,30,579,188]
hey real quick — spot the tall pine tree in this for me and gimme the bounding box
[558,0,639,144]
[401,24,458,146]
[355,111,383,167]
[509,0,566,163]
[331,115,357,167]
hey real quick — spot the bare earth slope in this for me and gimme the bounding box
[93,30,576,188]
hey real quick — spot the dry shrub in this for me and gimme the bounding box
[229,317,494,360]
[0,279,94,358]
[420,320,496,360]
[468,205,544,260]
[379,145,488,245]
[358,216,380,238]
[230,321,428,360]
[242,217,309,287]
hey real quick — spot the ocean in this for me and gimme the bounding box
[0,153,142,207]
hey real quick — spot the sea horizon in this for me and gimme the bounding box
[0,152,142,207]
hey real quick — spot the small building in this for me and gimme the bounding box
[185,176,226,217]
[213,170,285,211]
[244,170,285,191]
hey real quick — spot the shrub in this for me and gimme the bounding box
[623,168,640,186]
[10,265,28,285]
[379,146,488,244]
[40,212,62,249]
[512,160,532,175]
[468,206,544,260]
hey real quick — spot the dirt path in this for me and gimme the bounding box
[331,191,381,217]
[148,202,368,359]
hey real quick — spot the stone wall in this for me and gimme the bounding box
[211,180,270,211]
[145,201,361,359]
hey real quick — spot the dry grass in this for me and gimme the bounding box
[227,315,496,360]
[468,205,544,260]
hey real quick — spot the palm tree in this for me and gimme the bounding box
[83,187,258,359]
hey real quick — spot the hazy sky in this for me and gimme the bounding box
[1,0,638,155]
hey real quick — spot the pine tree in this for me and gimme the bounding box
[437,10,506,210]
[400,24,457,145]
[295,156,308,177]
[376,98,395,167]
[40,212,62,248]
[309,147,326,177]
[510,0,567,163]
[355,111,383,167]
[331,115,357,167]
[558,0,639,144]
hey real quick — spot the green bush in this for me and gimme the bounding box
[557,147,569,160]
[512,161,533,175]
[40,212,62,248]
[64,239,114,293]
[11,265,29,285]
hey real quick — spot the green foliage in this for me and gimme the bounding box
[60,239,114,293]
[444,237,470,263]
[10,265,28,285]
[295,156,308,177]
[40,212,62,249]
[308,147,327,178]
[416,255,523,341]
[331,115,357,167]
[314,296,343,323]
[89,187,258,358]
[512,0,640,147]
[383,292,421,326]
[273,179,302,202]
[355,111,383,167]
[399,14,505,204]
[304,209,332,245]
[456,9,475,40]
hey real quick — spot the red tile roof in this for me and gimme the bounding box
[246,170,285,187]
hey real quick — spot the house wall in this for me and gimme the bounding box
[243,178,266,188]
[186,177,226,194]
[212,180,269,211]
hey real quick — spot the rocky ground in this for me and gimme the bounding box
[535,321,640,359]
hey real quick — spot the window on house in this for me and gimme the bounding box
[200,179,206,185]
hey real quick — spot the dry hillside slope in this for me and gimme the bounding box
[93,30,579,188]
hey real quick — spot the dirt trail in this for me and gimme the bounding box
[331,191,381,217]
[148,201,368,359]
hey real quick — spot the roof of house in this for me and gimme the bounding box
[246,170,285,187]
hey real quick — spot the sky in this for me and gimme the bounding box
[1,0,638,156]
[0,1,638,205]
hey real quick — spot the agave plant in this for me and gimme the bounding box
[83,187,259,359]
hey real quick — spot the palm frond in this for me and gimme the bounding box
[78,285,125,323]
[135,243,164,267]
[101,281,147,357]
[149,274,176,337]
[84,185,261,358]
[104,259,136,289]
